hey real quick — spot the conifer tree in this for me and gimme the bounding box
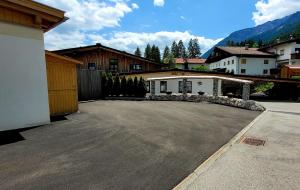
[154,46,161,63]
[133,76,139,97]
[144,44,151,59]
[151,45,156,60]
[106,73,113,96]
[127,77,134,96]
[171,41,179,58]
[163,46,170,62]
[138,77,147,97]
[113,74,121,96]
[120,76,127,96]
[101,72,108,98]
[134,47,142,57]
[178,40,187,58]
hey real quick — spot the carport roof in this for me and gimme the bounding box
[147,76,253,84]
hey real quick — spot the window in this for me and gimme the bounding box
[241,69,246,74]
[145,81,150,93]
[178,81,192,93]
[279,49,284,56]
[109,59,118,71]
[295,48,300,53]
[130,64,142,71]
[241,59,247,64]
[264,60,269,64]
[160,81,167,93]
[263,69,268,74]
[224,62,226,66]
[227,61,230,65]
[232,60,234,64]
[88,63,96,70]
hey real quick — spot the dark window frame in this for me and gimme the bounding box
[160,81,167,93]
[241,69,246,74]
[88,62,96,70]
[109,59,119,72]
[263,69,268,74]
[145,81,150,93]
[264,60,269,64]
[178,81,192,93]
[130,63,142,71]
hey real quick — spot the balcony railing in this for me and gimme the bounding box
[291,53,300,59]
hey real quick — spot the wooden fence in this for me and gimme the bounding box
[77,69,103,101]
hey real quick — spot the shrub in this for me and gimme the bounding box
[101,72,108,98]
[112,74,121,96]
[120,76,127,96]
[133,76,139,97]
[254,82,274,93]
[137,77,147,97]
[127,77,134,96]
[192,65,209,71]
[106,73,113,96]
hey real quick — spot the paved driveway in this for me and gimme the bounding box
[0,101,260,190]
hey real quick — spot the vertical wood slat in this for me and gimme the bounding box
[77,69,102,101]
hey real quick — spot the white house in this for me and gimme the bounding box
[147,76,253,100]
[206,46,277,76]
[0,1,66,131]
[174,58,207,70]
[259,37,300,66]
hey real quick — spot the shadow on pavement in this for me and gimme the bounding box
[0,131,25,146]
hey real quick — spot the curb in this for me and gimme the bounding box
[173,110,269,190]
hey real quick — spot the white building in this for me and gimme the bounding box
[259,38,300,66]
[147,76,253,100]
[0,1,66,131]
[174,58,207,70]
[207,46,277,76]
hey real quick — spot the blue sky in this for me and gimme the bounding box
[37,0,300,55]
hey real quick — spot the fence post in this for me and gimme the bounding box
[242,83,250,101]
[183,78,187,99]
[150,80,155,96]
[213,79,219,96]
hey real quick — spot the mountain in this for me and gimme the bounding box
[203,11,300,58]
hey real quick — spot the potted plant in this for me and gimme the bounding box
[166,91,172,95]
[198,91,205,95]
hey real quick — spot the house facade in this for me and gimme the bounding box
[206,46,277,76]
[259,38,300,66]
[174,58,206,70]
[0,1,66,131]
[54,44,162,73]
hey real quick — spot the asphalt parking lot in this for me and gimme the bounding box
[0,101,260,190]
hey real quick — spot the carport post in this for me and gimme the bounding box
[242,83,250,101]
[150,80,155,96]
[213,79,219,96]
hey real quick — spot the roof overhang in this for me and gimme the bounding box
[0,0,67,32]
[46,51,83,65]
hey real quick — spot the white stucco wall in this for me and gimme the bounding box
[265,42,300,64]
[0,22,50,131]
[209,56,276,76]
[152,78,221,95]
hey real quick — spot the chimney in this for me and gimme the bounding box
[245,44,249,50]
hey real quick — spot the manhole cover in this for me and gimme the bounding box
[241,137,265,146]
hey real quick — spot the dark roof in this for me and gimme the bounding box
[53,43,161,65]
[175,58,206,64]
[259,37,300,50]
[217,46,274,56]
[206,46,276,63]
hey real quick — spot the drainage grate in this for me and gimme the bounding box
[241,137,266,146]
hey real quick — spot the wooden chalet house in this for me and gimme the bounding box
[54,43,162,73]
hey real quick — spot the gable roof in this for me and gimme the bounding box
[175,58,206,64]
[0,0,67,32]
[54,43,162,65]
[259,37,300,50]
[45,51,83,65]
[216,46,274,56]
[206,46,276,63]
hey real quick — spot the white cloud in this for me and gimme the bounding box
[154,0,165,7]
[253,0,300,25]
[88,31,222,55]
[132,3,139,9]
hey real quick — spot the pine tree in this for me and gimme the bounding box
[127,77,134,96]
[144,44,151,59]
[134,47,142,57]
[106,73,113,96]
[150,45,156,61]
[188,39,194,58]
[101,72,108,98]
[166,54,175,68]
[193,38,201,58]
[133,76,139,97]
[171,41,179,58]
[178,40,187,58]
[137,77,147,97]
[163,46,170,62]
[154,46,161,63]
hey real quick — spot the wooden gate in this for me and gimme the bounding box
[77,69,103,101]
[46,51,82,116]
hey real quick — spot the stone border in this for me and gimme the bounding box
[147,95,265,111]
